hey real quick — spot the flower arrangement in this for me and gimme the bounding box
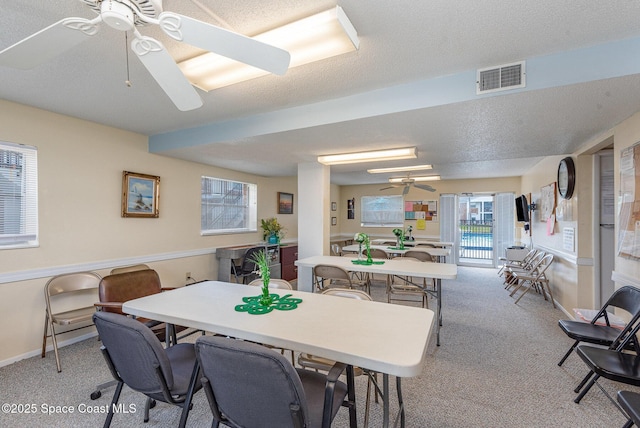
[392,228,405,249]
[405,225,414,241]
[354,232,369,244]
[354,232,372,262]
[249,249,272,306]
[260,217,284,242]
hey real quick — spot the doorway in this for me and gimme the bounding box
[596,150,615,307]
[458,194,494,266]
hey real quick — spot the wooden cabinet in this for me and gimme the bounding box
[280,245,298,281]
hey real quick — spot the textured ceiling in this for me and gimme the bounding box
[1,1,640,186]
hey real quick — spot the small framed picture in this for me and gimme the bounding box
[331,216,337,226]
[331,201,337,211]
[278,192,294,214]
[122,171,160,218]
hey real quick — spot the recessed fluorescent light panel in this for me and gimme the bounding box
[367,164,433,173]
[389,175,440,183]
[317,147,417,165]
[179,6,359,91]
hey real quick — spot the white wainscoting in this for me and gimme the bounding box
[0,247,217,284]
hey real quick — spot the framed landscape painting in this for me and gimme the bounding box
[121,171,160,218]
[278,192,294,214]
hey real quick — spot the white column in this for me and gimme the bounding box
[297,162,330,292]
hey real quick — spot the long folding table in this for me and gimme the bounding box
[295,255,457,346]
[123,281,435,427]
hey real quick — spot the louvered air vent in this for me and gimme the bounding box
[476,61,525,94]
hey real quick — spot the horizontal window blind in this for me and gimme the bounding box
[361,195,403,227]
[0,142,38,248]
[201,176,257,235]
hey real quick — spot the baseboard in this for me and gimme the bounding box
[555,300,573,320]
[0,330,98,368]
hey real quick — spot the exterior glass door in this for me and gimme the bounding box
[458,194,494,266]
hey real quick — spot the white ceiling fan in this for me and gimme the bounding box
[380,177,436,195]
[0,0,291,111]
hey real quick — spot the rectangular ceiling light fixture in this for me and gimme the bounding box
[318,147,417,166]
[179,6,359,91]
[367,164,433,173]
[389,175,440,183]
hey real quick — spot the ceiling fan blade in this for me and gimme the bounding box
[0,17,100,69]
[380,183,404,190]
[158,12,291,75]
[415,184,436,192]
[131,35,203,111]
[403,185,410,195]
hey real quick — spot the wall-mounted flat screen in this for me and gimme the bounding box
[515,195,529,222]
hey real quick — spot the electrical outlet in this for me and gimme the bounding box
[185,272,191,281]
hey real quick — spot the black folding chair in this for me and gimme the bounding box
[558,286,640,366]
[573,318,640,408]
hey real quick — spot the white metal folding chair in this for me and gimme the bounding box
[509,253,555,307]
[42,271,101,372]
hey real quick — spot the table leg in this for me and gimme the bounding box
[383,374,389,427]
[382,374,405,428]
[346,365,357,428]
[436,278,442,346]
[396,377,405,428]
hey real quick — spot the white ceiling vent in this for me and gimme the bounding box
[476,61,525,94]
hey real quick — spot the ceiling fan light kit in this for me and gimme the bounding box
[381,174,439,194]
[101,0,136,31]
[317,147,417,165]
[179,6,359,91]
[0,0,292,111]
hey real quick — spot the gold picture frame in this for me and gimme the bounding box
[121,171,160,218]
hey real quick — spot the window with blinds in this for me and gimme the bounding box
[0,142,38,248]
[360,195,404,227]
[201,176,257,235]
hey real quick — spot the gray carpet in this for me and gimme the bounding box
[0,266,635,427]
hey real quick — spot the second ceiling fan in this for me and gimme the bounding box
[380,177,436,195]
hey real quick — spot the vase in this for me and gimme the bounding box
[259,281,273,306]
[268,233,278,244]
[259,293,273,306]
[366,243,373,263]
[358,242,363,261]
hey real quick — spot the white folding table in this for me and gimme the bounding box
[371,239,454,248]
[123,281,435,427]
[295,255,457,346]
[341,244,450,262]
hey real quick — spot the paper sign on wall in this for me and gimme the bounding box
[563,227,575,252]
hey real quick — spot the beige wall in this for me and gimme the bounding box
[520,155,580,312]
[0,100,297,364]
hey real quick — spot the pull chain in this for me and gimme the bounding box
[124,32,131,87]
